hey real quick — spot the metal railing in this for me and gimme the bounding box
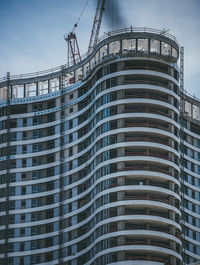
[0,26,179,83]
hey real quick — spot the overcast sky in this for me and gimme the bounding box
[0,0,200,97]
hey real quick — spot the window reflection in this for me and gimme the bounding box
[83,62,89,78]
[63,72,74,87]
[193,105,200,120]
[100,45,108,61]
[122,39,136,53]
[26,83,37,97]
[12,85,24,98]
[38,81,48,95]
[50,78,59,93]
[185,101,192,117]
[109,41,120,54]
[161,42,171,56]
[172,47,178,58]
[137,39,149,52]
[90,56,95,70]
[150,39,160,54]
[75,67,83,82]
[95,51,99,64]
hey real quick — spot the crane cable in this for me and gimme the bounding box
[71,0,89,33]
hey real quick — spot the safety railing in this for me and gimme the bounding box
[0,26,179,83]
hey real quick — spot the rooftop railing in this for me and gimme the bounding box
[0,26,179,83]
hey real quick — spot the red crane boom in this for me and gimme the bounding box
[65,0,106,66]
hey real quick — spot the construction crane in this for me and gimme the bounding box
[64,0,89,67]
[88,0,105,54]
[65,0,105,66]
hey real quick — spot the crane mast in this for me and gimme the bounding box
[65,0,105,66]
[88,0,105,54]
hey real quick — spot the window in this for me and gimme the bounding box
[23,132,27,140]
[22,159,26,168]
[32,157,42,166]
[21,187,26,195]
[47,140,54,149]
[122,39,136,53]
[172,47,178,58]
[100,45,108,61]
[11,160,16,169]
[109,41,120,54]
[23,118,27,127]
[47,195,54,205]
[50,78,59,93]
[32,198,42,207]
[32,185,42,193]
[31,255,41,265]
[69,107,73,113]
[47,167,54,176]
[38,81,48,95]
[10,132,17,141]
[150,39,160,54]
[47,182,54,191]
[33,130,43,139]
[33,144,43,152]
[22,145,27,154]
[26,83,37,97]
[46,209,54,219]
[33,117,43,125]
[10,146,16,155]
[12,85,24,98]
[161,42,171,56]
[31,212,41,221]
[47,154,54,163]
[31,226,41,235]
[137,39,149,52]
[193,105,200,120]
[69,93,73,100]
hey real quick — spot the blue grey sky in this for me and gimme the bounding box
[0,0,200,97]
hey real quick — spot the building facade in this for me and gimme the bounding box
[0,27,199,265]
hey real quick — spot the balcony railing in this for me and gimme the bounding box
[125,136,170,147]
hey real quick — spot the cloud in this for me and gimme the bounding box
[119,0,200,97]
[0,0,199,98]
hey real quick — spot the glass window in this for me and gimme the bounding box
[75,67,83,82]
[172,47,178,58]
[109,41,120,54]
[63,72,74,87]
[95,50,100,64]
[0,87,7,100]
[38,81,48,95]
[100,45,108,60]
[122,39,136,53]
[161,42,171,56]
[83,62,89,78]
[150,39,160,54]
[193,105,200,120]
[26,83,37,97]
[50,78,59,93]
[137,39,149,52]
[185,101,192,116]
[12,85,24,98]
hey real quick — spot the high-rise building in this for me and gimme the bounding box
[0,27,199,265]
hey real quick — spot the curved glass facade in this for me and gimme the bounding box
[0,27,199,265]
